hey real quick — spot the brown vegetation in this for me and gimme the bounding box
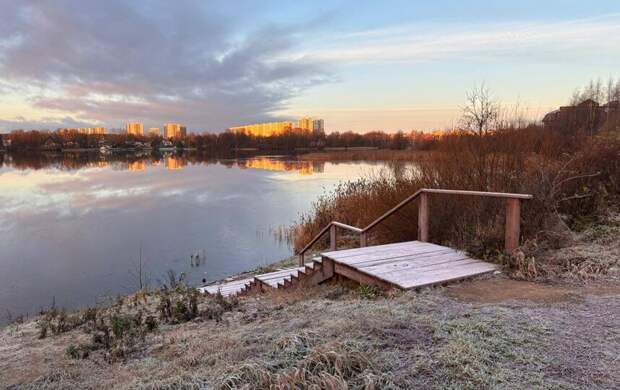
[299,149,430,162]
[292,90,620,280]
[2,277,619,389]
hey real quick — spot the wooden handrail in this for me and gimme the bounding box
[297,188,533,266]
[362,189,425,232]
[297,220,363,265]
[362,188,533,233]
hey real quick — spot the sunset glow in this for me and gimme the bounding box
[1,1,619,133]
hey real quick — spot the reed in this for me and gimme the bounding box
[292,127,620,276]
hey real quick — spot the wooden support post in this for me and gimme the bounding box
[505,198,521,254]
[329,224,337,251]
[418,192,429,242]
[360,232,367,247]
[298,253,304,266]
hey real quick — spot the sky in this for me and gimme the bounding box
[0,0,619,133]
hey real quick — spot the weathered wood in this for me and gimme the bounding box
[422,188,533,199]
[333,261,395,290]
[323,241,454,264]
[323,240,498,290]
[360,254,473,274]
[331,221,363,233]
[324,240,447,259]
[505,198,521,254]
[418,192,429,242]
[330,224,337,251]
[199,277,254,296]
[299,188,532,264]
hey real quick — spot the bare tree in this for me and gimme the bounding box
[460,84,500,137]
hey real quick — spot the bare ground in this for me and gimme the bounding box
[1,276,619,389]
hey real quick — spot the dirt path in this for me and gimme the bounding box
[447,277,620,304]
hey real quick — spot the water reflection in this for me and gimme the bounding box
[0,152,326,175]
[0,152,393,322]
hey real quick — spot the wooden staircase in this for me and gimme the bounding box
[199,189,533,298]
[199,257,334,298]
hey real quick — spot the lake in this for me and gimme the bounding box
[0,152,398,321]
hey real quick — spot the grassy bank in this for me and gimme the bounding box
[2,272,619,388]
[2,211,618,388]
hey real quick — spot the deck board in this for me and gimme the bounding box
[256,267,306,287]
[198,277,253,296]
[323,241,497,289]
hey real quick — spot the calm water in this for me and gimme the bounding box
[0,152,395,321]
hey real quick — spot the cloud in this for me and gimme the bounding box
[294,14,620,64]
[0,1,327,131]
[0,116,96,131]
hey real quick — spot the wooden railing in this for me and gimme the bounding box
[297,188,533,266]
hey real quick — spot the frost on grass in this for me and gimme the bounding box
[2,282,619,389]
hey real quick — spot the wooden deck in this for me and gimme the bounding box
[322,241,497,289]
[199,241,497,297]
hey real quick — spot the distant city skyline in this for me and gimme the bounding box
[1,1,619,133]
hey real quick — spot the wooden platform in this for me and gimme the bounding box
[199,241,497,297]
[322,241,497,289]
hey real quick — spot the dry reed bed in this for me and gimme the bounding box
[292,128,620,279]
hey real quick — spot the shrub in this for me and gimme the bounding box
[292,128,619,276]
[357,285,381,300]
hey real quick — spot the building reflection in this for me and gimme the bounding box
[165,155,187,170]
[128,160,146,171]
[238,157,317,175]
[0,152,326,175]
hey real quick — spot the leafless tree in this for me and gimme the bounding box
[571,76,619,105]
[460,84,500,137]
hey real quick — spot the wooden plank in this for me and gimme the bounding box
[199,277,253,294]
[396,265,497,289]
[383,262,497,289]
[324,241,446,260]
[505,198,521,254]
[333,261,395,290]
[322,241,424,258]
[418,192,429,242]
[361,255,474,275]
[330,246,457,266]
[422,188,533,199]
[340,248,457,267]
[352,249,465,268]
[371,258,485,277]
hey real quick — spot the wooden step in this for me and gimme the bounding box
[198,277,254,297]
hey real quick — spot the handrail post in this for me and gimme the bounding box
[298,252,305,266]
[505,198,521,254]
[418,192,429,242]
[329,224,337,251]
[360,232,367,247]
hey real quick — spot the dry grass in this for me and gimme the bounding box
[2,276,619,389]
[292,129,620,279]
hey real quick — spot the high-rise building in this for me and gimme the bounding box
[58,127,107,135]
[164,123,187,138]
[298,117,313,131]
[312,119,324,132]
[148,127,160,136]
[229,121,294,137]
[126,122,144,136]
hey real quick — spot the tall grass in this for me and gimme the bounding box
[292,127,620,268]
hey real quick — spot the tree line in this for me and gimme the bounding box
[0,128,442,153]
